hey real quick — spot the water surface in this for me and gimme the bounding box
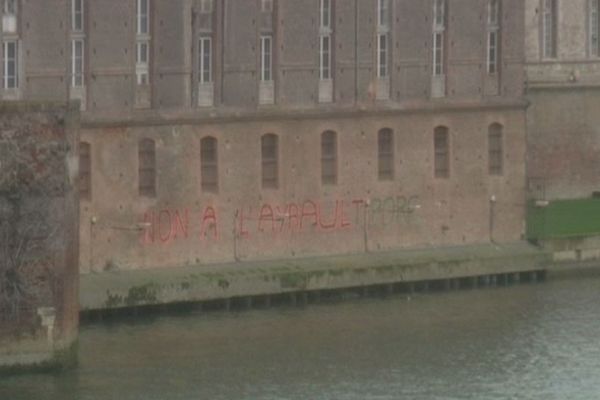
[2,275,600,399]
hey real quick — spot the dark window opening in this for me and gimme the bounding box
[201,136,218,193]
[434,126,450,179]
[139,138,156,197]
[488,123,503,176]
[378,128,394,181]
[79,141,91,200]
[261,134,279,189]
[321,130,337,185]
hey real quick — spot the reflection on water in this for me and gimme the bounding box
[2,275,600,400]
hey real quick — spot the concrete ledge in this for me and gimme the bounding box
[80,242,551,312]
[0,100,80,113]
[541,236,600,275]
[553,250,578,262]
[81,99,528,129]
[0,339,78,375]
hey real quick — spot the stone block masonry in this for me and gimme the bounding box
[0,102,80,373]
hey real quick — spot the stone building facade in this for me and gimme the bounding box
[525,0,600,200]
[1,0,527,272]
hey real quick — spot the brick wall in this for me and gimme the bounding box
[524,0,600,200]
[79,104,527,272]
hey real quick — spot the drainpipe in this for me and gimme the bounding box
[364,199,370,253]
[90,216,96,271]
[233,210,239,262]
[489,195,496,243]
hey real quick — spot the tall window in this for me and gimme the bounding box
[320,0,331,29]
[200,137,218,193]
[318,0,333,103]
[79,142,91,200]
[2,0,17,34]
[433,0,447,76]
[136,0,150,85]
[321,131,337,185]
[200,0,212,13]
[199,37,212,84]
[70,0,86,97]
[591,0,599,57]
[488,123,503,176]
[261,0,273,13]
[136,41,149,85]
[487,0,500,74]
[377,0,389,79]
[139,138,156,197]
[261,134,278,189]
[260,35,272,82]
[137,0,149,35]
[378,128,394,181]
[377,34,388,78]
[378,0,389,27]
[320,36,331,80]
[72,39,84,87]
[434,126,449,179]
[542,0,557,58]
[3,0,16,14]
[72,0,83,31]
[258,5,275,105]
[2,41,18,89]
[319,0,332,81]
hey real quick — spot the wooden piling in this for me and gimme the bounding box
[385,284,393,297]
[244,297,253,309]
[223,298,231,311]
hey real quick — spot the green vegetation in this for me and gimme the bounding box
[527,198,600,240]
[125,283,159,306]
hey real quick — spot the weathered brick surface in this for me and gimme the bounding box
[79,104,527,272]
[2,2,528,280]
[526,89,600,200]
[524,0,600,199]
[0,102,79,371]
[12,1,525,113]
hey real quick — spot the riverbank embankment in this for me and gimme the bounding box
[81,242,550,314]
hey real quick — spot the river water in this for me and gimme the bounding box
[2,274,600,399]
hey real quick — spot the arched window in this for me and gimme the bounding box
[434,126,449,178]
[79,141,91,200]
[488,123,503,176]
[321,130,337,185]
[200,136,218,193]
[261,133,278,189]
[378,128,394,181]
[139,138,156,197]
